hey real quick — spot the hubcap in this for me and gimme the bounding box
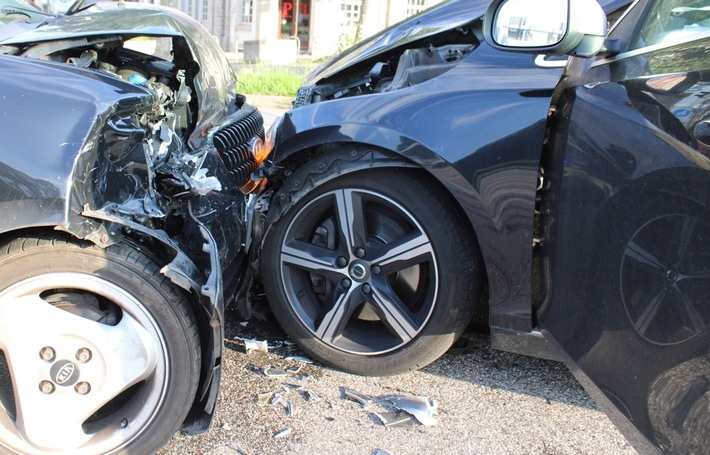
[279,188,438,355]
[349,261,370,282]
[0,273,167,454]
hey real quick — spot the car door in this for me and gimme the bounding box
[537,1,710,453]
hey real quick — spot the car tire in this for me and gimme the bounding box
[262,164,481,375]
[0,234,200,455]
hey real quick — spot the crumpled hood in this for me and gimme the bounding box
[304,0,489,85]
[0,2,238,150]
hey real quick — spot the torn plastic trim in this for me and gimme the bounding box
[81,206,203,294]
[386,395,438,426]
[80,200,226,431]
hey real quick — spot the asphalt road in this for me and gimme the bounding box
[159,304,637,455]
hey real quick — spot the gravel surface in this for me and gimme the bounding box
[159,305,637,455]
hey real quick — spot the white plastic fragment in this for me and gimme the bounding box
[387,395,438,426]
[264,366,288,377]
[372,412,416,428]
[285,355,314,363]
[342,388,372,407]
[257,392,274,407]
[237,337,268,354]
[273,428,292,438]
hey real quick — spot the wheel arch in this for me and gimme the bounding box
[263,140,491,321]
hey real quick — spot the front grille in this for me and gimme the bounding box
[214,109,264,186]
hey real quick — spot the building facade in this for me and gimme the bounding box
[177,0,444,61]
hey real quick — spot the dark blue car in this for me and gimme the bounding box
[259,0,709,453]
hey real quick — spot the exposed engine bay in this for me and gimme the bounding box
[4,36,203,189]
[294,24,480,107]
[0,31,266,294]
[2,33,265,212]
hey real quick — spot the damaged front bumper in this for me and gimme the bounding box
[73,100,268,434]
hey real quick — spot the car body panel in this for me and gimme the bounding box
[265,0,709,451]
[269,0,631,341]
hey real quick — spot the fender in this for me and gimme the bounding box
[268,86,552,332]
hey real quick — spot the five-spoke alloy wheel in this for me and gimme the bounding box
[262,166,480,375]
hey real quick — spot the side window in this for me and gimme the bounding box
[631,1,710,49]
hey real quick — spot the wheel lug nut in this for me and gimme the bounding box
[75,382,91,395]
[371,265,381,275]
[362,284,372,294]
[76,348,92,363]
[336,256,348,267]
[39,381,55,394]
[39,347,56,363]
[355,247,366,258]
[341,278,352,289]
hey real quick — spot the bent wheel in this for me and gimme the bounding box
[0,235,200,455]
[262,167,480,375]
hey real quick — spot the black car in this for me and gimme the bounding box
[0,3,268,454]
[257,0,629,377]
[260,0,709,452]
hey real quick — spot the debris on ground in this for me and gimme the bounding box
[386,395,438,426]
[372,412,417,428]
[236,337,269,354]
[273,428,292,439]
[342,387,373,408]
[285,355,314,364]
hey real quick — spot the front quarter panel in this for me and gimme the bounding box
[273,46,561,332]
[0,55,152,233]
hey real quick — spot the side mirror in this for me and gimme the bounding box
[482,0,607,58]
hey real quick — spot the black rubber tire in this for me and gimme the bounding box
[0,234,200,455]
[262,165,481,375]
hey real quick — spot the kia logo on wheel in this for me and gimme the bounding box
[50,360,80,386]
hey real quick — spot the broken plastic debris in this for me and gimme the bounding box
[285,355,313,363]
[372,412,416,428]
[270,394,294,416]
[264,366,288,377]
[372,449,394,455]
[245,364,264,375]
[237,337,268,354]
[342,388,372,407]
[286,365,302,374]
[304,389,321,402]
[273,428,292,439]
[387,396,438,426]
[239,321,249,327]
[257,392,274,407]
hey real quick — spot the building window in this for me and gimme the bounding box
[340,0,361,27]
[241,0,254,24]
[280,0,311,51]
[201,0,208,21]
[186,0,193,17]
[406,0,427,17]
